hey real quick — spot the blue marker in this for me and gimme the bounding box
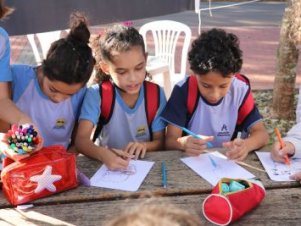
[161,117,213,148]
[208,155,218,168]
[162,161,167,188]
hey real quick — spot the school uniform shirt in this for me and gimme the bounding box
[80,83,167,149]
[161,75,262,147]
[283,122,301,158]
[0,27,12,81]
[284,91,301,158]
[11,64,86,148]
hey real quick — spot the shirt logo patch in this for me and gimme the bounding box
[217,124,230,137]
[54,118,66,129]
[136,125,147,138]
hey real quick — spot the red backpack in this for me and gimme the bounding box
[92,80,160,141]
[186,74,254,127]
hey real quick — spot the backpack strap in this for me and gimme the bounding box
[187,75,199,118]
[144,81,160,140]
[92,80,115,142]
[235,73,255,126]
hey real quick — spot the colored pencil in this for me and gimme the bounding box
[274,128,290,165]
[203,150,266,173]
[208,155,218,168]
[162,160,167,188]
[161,117,213,148]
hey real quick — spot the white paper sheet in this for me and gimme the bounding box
[181,151,255,186]
[256,151,301,181]
[90,160,154,191]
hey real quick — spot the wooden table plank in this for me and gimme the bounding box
[1,188,300,226]
[0,150,212,208]
[0,149,299,207]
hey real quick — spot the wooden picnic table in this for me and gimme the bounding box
[0,148,300,225]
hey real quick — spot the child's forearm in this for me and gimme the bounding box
[144,131,165,151]
[245,130,269,153]
[145,139,164,151]
[75,137,106,162]
[165,137,184,151]
[0,99,32,125]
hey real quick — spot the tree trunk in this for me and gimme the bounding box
[272,0,300,119]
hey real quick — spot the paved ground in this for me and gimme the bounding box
[9,1,301,90]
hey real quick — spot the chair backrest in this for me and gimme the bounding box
[139,20,192,80]
[27,30,62,64]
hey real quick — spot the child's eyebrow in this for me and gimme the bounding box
[50,86,73,95]
[136,61,145,66]
[115,68,127,72]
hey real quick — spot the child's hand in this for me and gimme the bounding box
[271,141,295,163]
[3,124,44,161]
[0,133,30,161]
[31,124,44,151]
[223,137,248,161]
[177,135,213,156]
[124,142,147,160]
[102,147,131,171]
[290,171,301,182]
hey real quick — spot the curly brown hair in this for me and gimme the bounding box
[188,28,242,77]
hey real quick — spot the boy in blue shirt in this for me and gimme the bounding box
[161,28,269,161]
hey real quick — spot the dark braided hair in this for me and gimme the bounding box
[42,12,95,85]
[188,28,243,77]
[91,24,145,82]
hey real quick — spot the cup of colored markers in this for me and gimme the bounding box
[6,124,41,155]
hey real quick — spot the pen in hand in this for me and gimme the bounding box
[109,148,134,159]
[161,117,213,148]
[274,128,290,165]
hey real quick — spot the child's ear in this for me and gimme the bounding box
[99,62,110,75]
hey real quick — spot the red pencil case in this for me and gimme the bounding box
[202,178,265,225]
[1,145,78,205]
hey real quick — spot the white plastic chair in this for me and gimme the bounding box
[27,30,62,64]
[139,20,192,97]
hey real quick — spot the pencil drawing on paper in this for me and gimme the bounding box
[100,164,137,183]
[271,158,301,176]
[202,160,232,182]
[181,151,255,185]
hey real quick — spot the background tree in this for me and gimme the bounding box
[272,0,301,119]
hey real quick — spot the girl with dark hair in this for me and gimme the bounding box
[75,25,166,170]
[7,12,95,150]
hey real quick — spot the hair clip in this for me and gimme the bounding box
[198,62,208,70]
[121,21,133,27]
